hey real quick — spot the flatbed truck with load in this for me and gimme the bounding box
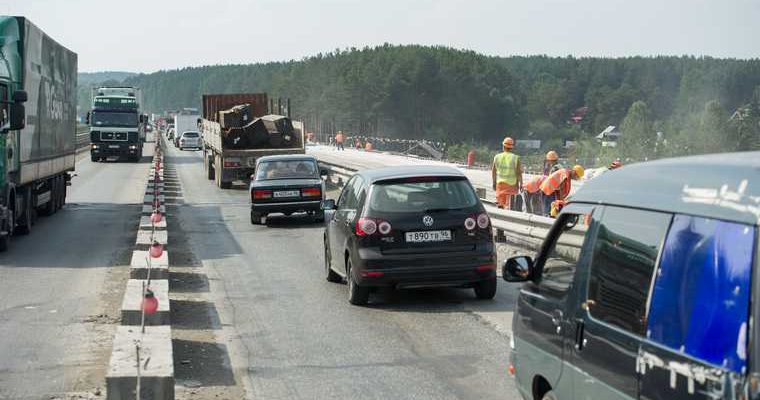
[0,16,78,251]
[200,93,305,189]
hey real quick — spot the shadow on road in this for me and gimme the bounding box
[173,339,237,387]
[171,300,221,330]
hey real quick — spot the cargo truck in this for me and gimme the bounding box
[200,93,305,189]
[88,86,145,162]
[0,16,78,251]
[172,110,200,147]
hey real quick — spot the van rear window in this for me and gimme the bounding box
[646,215,755,374]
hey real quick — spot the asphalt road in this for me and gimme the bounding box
[166,143,522,399]
[0,144,154,399]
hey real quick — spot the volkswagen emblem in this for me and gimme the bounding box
[422,215,434,227]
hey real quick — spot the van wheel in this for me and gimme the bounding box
[347,260,369,305]
[324,236,341,283]
[474,277,497,299]
[541,390,558,400]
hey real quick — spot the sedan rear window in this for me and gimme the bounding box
[182,132,199,138]
[256,160,318,180]
[369,177,478,213]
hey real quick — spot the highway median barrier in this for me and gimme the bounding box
[107,138,175,400]
[121,279,171,325]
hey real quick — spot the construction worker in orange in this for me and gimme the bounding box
[491,137,523,209]
[335,131,345,150]
[540,164,584,216]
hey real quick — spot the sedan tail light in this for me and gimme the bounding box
[477,213,490,229]
[464,217,477,231]
[252,190,272,201]
[378,220,392,235]
[301,187,321,197]
[356,218,377,236]
[224,160,241,168]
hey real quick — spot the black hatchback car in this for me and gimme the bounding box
[322,165,497,305]
[250,155,327,224]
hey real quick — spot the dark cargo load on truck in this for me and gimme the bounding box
[221,115,299,150]
[203,93,268,121]
[219,104,253,129]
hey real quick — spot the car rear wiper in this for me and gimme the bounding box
[423,207,462,213]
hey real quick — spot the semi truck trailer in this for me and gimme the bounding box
[0,16,78,251]
[200,93,305,189]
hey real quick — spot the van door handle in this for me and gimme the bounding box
[574,319,586,351]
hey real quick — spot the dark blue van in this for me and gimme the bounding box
[502,151,760,400]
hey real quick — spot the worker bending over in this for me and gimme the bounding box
[540,164,584,216]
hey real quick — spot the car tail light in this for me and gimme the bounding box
[301,187,321,197]
[224,160,241,168]
[477,213,490,229]
[476,264,496,272]
[356,218,377,236]
[464,217,477,231]
[361,271,384,278]
[252,190,272,200]
[378,220,392,235]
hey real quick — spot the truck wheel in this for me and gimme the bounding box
[0,234,7,252]
[15,190,33,235]
[91,155,98,162]
[207,158,214,180]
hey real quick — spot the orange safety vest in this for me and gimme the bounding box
[523,176,545,193]
[540,169,572,199]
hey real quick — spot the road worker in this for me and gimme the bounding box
[540,164,584,217]
[335,131,345,150]
[543,150,562,175]
[491,137,523,209]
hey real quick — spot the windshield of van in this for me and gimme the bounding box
[256,160,319,180]
[369,177,478,213]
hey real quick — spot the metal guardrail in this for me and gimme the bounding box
[317,160,585,251]
[76,125,90,150]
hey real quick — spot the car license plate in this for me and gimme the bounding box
[108,145,120,149]
[405,230,452,243]
[273,190,299,198]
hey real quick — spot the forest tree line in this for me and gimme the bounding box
[78,45,760,166]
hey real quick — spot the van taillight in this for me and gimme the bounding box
[252,190,272,200]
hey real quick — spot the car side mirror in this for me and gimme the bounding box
[320,168,329,177]
[9,103,25,131]
[321,199,336,210]
[502,256,533,282]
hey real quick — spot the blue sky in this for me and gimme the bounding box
[3,0,759,72]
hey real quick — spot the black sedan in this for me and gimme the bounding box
[250,155,327,224]
[322,165,497,305]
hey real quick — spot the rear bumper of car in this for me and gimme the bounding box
[251,200,322,215]
[353,244,496,288]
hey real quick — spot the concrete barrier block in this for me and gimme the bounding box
[120,279,170,326]
[139,215,167,230]
[143,194,166,205]
[135,230,168,246]
[141,205,166,214]
[106,325,174,400]
[130,250,169,280]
